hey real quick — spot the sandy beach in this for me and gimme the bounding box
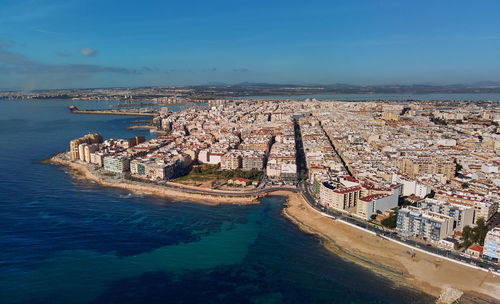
[46,153,260,205]
[276,191,500,303]
[46,154,500,302]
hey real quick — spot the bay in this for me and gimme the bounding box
[0,99,433,303]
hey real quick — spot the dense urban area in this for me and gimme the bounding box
[63,98,500,273]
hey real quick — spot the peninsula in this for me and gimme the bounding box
[50,98,500,302]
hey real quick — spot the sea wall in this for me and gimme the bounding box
[47,153,260,205]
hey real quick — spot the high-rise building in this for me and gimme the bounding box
[320,181,362,212]
[397,206,454,241]
[221,150,242,170]
[70,133,103,160]
[483,227,500,263]
[103,155,130,173]
[417,198,474,231]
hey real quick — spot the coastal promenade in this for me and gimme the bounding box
[48,152,298,205]
[163,182,298,197]
[283,189,500,301]
[298,180,500,276]
[68,105,157,117]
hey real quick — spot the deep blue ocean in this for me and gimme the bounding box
[0,99,435,304]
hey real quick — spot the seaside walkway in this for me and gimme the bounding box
[297,181,500,276]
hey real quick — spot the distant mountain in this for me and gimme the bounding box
[468,81,500,87]
[3,81,500,97]
[189,82,500,97]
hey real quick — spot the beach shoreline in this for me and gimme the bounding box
[45,152,261,205]
[45,153,500,303]
[277,191,500,303]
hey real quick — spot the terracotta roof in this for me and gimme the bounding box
[467,245,483,253]
[231,177,250,182]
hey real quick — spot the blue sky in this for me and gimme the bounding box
[1,0,500,90]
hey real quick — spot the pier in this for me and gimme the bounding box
[68,105,157,117]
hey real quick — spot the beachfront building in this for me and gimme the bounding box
[266,142,297,182]
[438,238,458,250]
[435,191,498,224]
[130,153,191,181]
[242,151,266,171]
[103,155,130,173]
[320,181,362,212]
[483,227,500,263]
[417,198,474,232]
[465,245,483,260]
[77,143,99,163]
[356,192,399,220]
[228,177,252,186]
[70,133,103,160]
[207,152,224,165]
[266,159,297,181]
[197,150,224,165]
[90,152,105,167]
[198,150,210,163]
[220,150,242,170]
[396,206,454,241]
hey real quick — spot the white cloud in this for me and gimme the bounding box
[80,47,98,57]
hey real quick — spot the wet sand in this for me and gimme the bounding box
[276,191,500,303]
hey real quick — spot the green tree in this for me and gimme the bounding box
[461,182,469,189]
[462,225,472,243]
[381,213,397,229]
[473,218,488,245]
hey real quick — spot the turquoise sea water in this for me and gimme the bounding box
[0,99,434,303]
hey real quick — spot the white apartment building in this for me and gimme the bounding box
[392,174,431,198]
[417,198,474,231]
[483,227,500,263]
[397,206,454,242]
[320,181,362,212]
[356,192,399,220]
[103,155,130,173]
